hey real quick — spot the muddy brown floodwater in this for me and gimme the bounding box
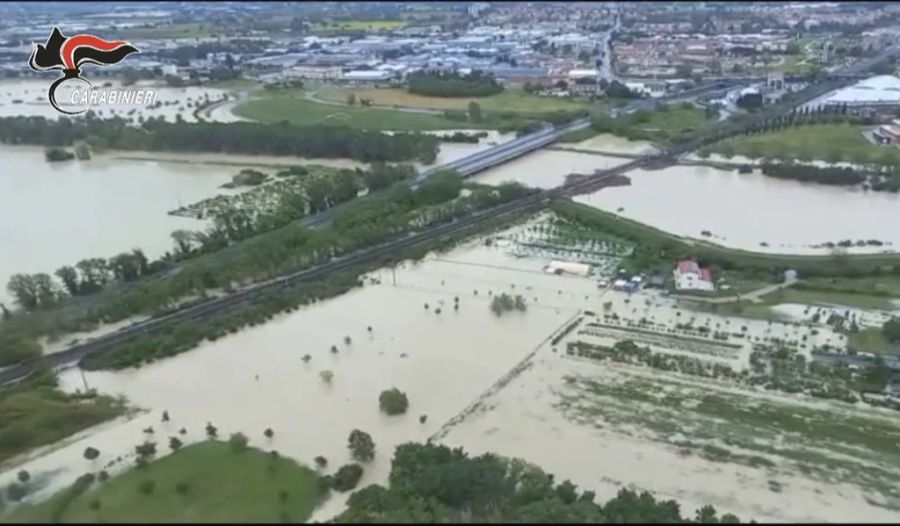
[1,218,897,522]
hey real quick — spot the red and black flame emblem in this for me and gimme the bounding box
[28,27,139,115]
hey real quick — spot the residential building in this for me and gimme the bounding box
[673,260,715,292]
[873,120,900,145]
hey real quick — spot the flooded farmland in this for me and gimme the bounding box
[0,145,236,304]
[0,127,505,305]
[0,78,231,123]
[2,216,895,523]
[574,164,900,255]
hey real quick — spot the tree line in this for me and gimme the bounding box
[407,70,504,98]
[2,164,417,317]
[78,177,531,371]
[336,442,741,523]
[3,174,533,370]
[0,115,439,164]
[759,163,867,186]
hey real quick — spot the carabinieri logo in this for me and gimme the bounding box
[28,26,140,115]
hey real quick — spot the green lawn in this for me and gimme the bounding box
[592,104,713,145]
[117,23,215,39]
[0,369,124,465]
[315,86,593,114]
[232,95,499,131]
[801,275,900,299]
[848,327,900,356]
[637,105,709,133]
[676,299,782,321]
[205,78,265,92]
[313,19,406,31]
[4,442,326,523]
[710,124,900,165]
[759,287,897,311]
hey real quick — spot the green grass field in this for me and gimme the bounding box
[4,442,326,523]
[117,23,215,39]
[637,105,709,133]
[316,86,592,114]
[801,275,900,299]
[759,287,897,311]
[312,19,406,31]
[232,95,498,131]
[849,327,900,356]
[710,124,900,165]
[0,370,124,465]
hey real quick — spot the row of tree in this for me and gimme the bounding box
[6,249,156,312]
[6,176,533,370]
[337,442,741,523]
[758,163,867,186]
[3,164,420,314]
[407,70,504,98]
[0,115,440,163]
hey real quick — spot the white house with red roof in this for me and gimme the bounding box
[673,259,715,292]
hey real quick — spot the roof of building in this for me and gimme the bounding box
[568,68,599,78]
[342,70,393,80]
[824,75,900,105]
[677,260,700,274]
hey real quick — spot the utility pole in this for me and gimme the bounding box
[392,266,397,287]
[80,367,89,392]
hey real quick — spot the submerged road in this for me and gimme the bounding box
[0,68,880,385]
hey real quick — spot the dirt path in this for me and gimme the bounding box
[671,276,799,304]
[304,90,446,115]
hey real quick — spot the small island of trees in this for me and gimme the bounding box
[378,388,409,415]
[490,293,527,316]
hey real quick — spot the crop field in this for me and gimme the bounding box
[316,86,593,114]
[232,96,497,131]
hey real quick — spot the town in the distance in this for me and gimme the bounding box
[1,1,899,523]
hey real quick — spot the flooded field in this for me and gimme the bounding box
[0,145,236,305]
[574,164,900,255]
[3,215,896,522]
[0,78,230,123]
[440,351,900,523]
[0,126,508,305]
[555,133,658,156]
[0,222,589,519]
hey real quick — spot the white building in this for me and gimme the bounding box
[290,66,343,80]
[340,70,394,84]
[821,75,900,109]
[545,260,592,277]
[673,260,715,292]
